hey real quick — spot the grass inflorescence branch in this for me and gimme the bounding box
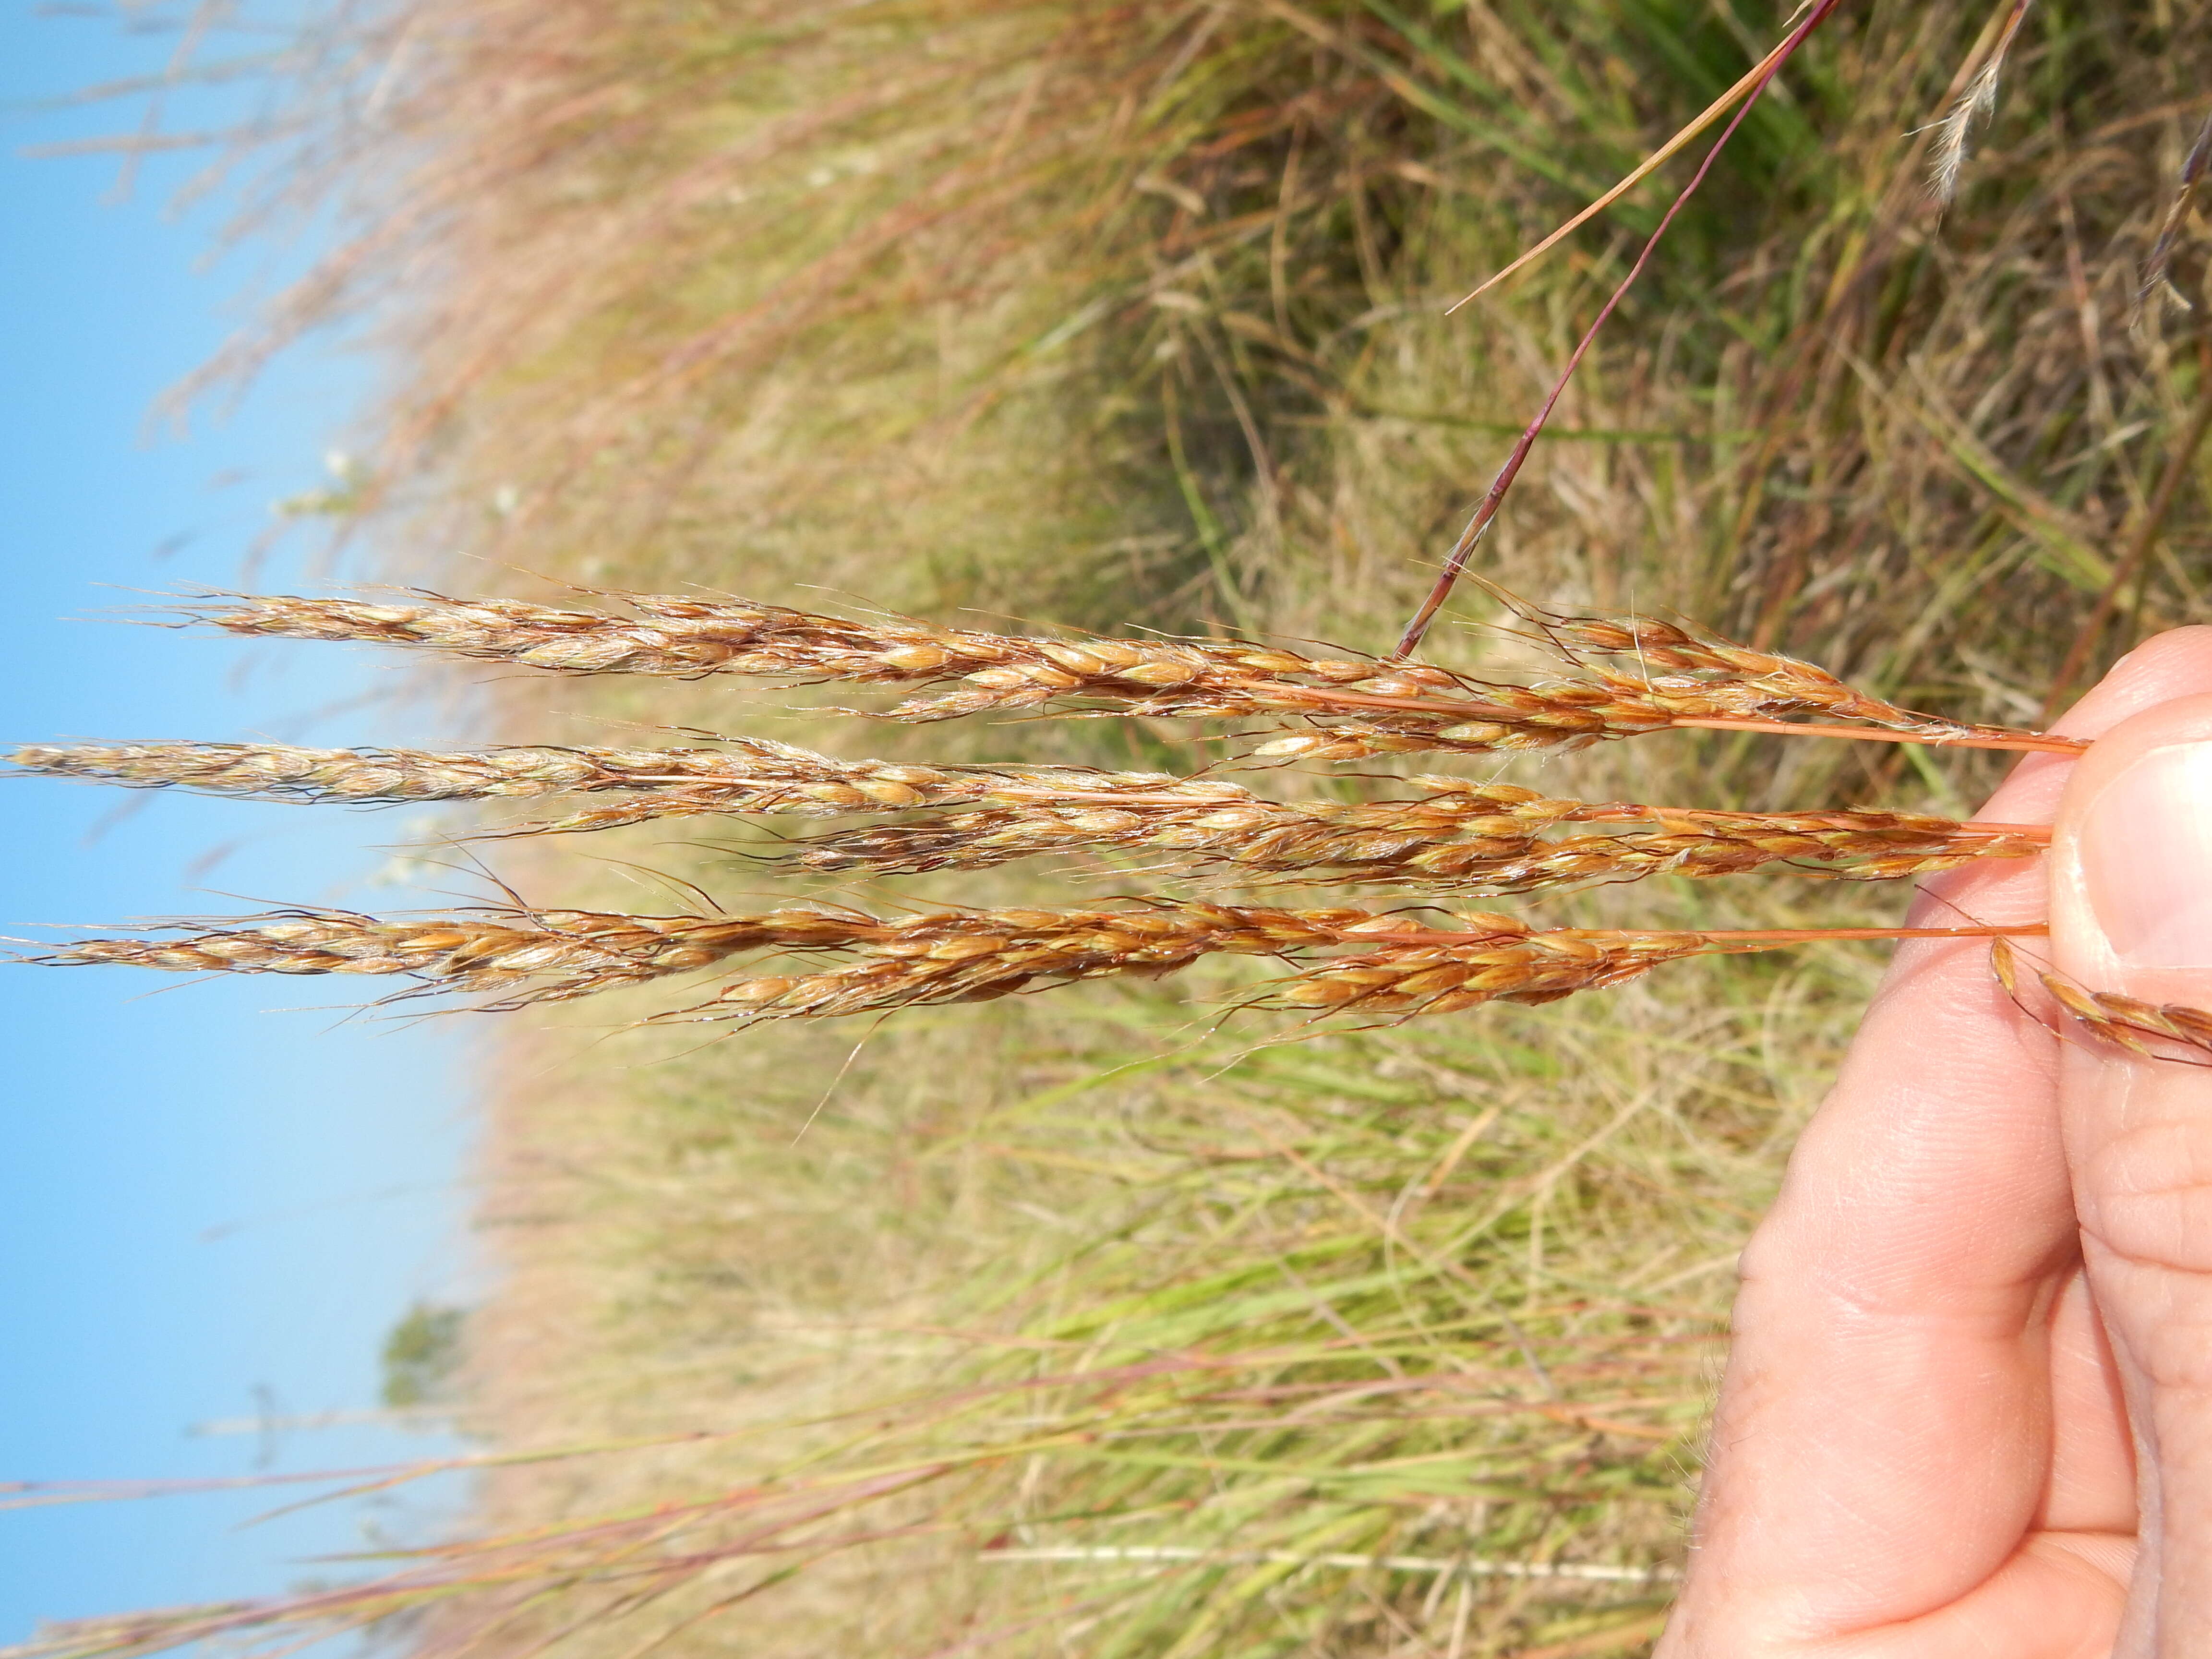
[5,737,2047,891]
[160,586,2079,759]
[5,735,1184,828]
[793,789,2044,890]
[8,579,2116,1035]
[1992,937,2212,1065]
[17,902,2045,1025]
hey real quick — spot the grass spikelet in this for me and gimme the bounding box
[1530,607,1975,734]
[2047,983,2212,1061]
[1995,938,2212,1063]
[1929,0,2035,204]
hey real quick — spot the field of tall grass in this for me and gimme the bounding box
[16,1,2212,1654]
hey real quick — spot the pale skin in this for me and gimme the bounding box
[1660,627,2212,1658]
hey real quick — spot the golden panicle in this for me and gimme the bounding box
[12,899,1734,1022]
[1260,928,1716,1015]
[5,735,1277,833]
[165,585,1682,753]
[13,739,2040,894]
[24,899,2039,1027]
[18,906,908,1008]
[1526,607,2043,746]
[10,739,648,804]
[796,778,2045,890]
[165,586,2063,759]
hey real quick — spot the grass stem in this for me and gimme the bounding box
[1394,0,1847,659]
[1665,716,2084,754]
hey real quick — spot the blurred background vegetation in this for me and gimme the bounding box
[36,1,2212,1654]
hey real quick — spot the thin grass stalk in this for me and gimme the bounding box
[1394,0,1847,659]
[0,1460,957,1659]
[0,1306,1719,1659]
[1449,1,1845,308]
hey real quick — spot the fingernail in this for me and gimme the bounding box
[2081,742,2212,968]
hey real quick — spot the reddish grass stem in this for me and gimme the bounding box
[1667,715,2085,754]
[1394,0,1846,660]
[1694,924,2045,945]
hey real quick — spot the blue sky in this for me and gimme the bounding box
[1,5,475,1641]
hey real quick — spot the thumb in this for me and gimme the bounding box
[2051,690,2212,1650]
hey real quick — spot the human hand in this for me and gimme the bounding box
[1659,627,2212,1658]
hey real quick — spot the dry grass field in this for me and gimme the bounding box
[19,1,2212,1654]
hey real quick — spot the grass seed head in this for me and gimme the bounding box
[25,896,2029,1031]
[1528,608,2047,746]
[797,792,2042,890]
[21,906,908,1007]
[2033,967,2212,1062]
[170,587,2053,760]
[8,737,1247,832]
